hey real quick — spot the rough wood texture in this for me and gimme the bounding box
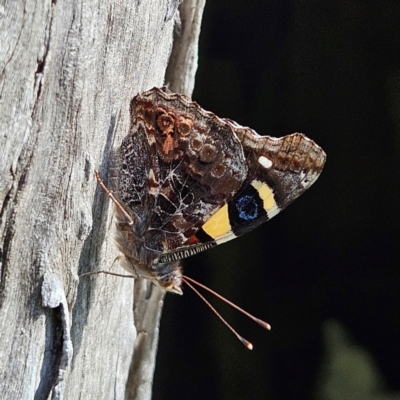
[0,0,205,399]
[165,0,206,95]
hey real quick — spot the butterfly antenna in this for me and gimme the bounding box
[182,275,271,331]
[182,276,254,350]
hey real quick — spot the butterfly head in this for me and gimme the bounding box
[118,252,183,295]
[152,261,183,295]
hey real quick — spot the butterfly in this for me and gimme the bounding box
[91,87,326,348]
[96,87,326,298]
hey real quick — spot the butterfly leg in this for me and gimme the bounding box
[94,170,134,226]
[79,255,137,279]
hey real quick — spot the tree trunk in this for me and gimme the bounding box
[0,1,205,399]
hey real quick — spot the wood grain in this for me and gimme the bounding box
[0,0,205,399]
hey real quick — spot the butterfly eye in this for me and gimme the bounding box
[156,267,183,295]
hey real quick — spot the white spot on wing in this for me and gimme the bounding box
[258,155,273,169]
[148,169,156,181]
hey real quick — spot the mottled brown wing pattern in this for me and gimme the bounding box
[234,127,326,209]
[111,87,248,253]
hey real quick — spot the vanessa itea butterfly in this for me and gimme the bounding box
[98,87,326,296]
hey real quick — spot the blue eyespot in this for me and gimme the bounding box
[236,195,259,221]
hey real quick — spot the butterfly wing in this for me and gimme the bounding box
[111,87,248,254]
[160,130,326,262]
[111,87,326,262]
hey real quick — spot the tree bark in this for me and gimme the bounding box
[0,0,205,399]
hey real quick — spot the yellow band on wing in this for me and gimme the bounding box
[251,180,277,213]
[202,204,231,239]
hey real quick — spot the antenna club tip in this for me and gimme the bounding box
[255,318,272,331]
[241,338,253,350]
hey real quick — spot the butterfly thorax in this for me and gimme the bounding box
[113,206,183,294]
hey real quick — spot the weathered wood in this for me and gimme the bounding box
[165,0,206,95]
[0,0,205,399]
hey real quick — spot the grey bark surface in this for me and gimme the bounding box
[0,0,205,399]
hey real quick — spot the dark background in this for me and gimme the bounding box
[154,1,400,399]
